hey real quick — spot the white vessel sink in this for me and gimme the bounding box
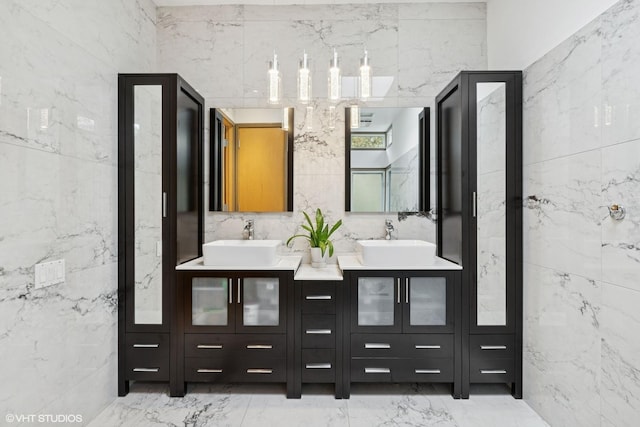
[356,240,436,267]
[203,240,281,267]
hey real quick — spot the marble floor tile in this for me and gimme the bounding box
[89,383,550,427]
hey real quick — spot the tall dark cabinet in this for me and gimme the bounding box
[436,71,523,398]
[118,74,204,396]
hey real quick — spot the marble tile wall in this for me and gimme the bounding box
[522,1,640,426]
[156,2,487,261]
[0,0,157,422]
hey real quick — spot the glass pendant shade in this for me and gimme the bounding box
[350,105,360,129]
[298,51,312,104]
[328,49,341,102]
[359,50,372,100]
[268,52,282,105]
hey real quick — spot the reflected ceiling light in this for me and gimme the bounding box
[328,49,341,102]
[350,105,360,129]
[359,49,372,100]
[282,107,290,131]
[298,51,312,104]
[268,51,281,105]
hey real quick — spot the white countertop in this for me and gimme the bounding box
[176,256,302,271]
[294,264,344,281]
[337,255,462,271]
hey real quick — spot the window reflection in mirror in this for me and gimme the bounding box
[345,107,429,213]
[210,108,294,212]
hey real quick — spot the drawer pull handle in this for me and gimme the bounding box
[132,368,159,373]
[197,369,222,373]
[306,329,332,335]
[247,369,273,374]
[480,369,507,374]
[247,345,273,349]
[415,369,441,374]
[306,295,332,300]
[415,345,441,349]
[305,363,332,369]
[365,367,390,374]
[197,344,223,349]
[365,343,391,349]
[480,345,507,350]
[133,344,159,348]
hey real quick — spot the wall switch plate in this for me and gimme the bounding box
[35,259,65,289]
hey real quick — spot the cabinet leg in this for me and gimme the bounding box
[170,382,186,397]
[118,380,129,397]
[512,382,522,399]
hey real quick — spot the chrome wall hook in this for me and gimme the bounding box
[608,204,626,220]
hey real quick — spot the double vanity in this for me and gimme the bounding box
[117,71,523,400]
[172,239,461,399]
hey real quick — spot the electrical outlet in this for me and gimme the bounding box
[35,259,65,289]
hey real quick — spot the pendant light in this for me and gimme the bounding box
[328,49,341,102]
[298,51,312,104]
[359,49,372,100]
[268,51,281,105]
[350,105,360,129]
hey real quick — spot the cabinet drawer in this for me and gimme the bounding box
[351,358,454,383]
[394,358,454,383]
[301,282,336,314]
[470,335,515,360]
[302,349,335,383]
[302,315,335,348]
[185,357,286,383]
[125,333,170,381]
[185,334,286,359]
[184,334,231,358]
[351,358,394,382]
[470,358,515,383]
[351,334,453,358]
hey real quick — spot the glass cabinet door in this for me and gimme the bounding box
[352,276,401,332]
[188,277,234,332]
[403,275,453,333]
[237,277,286,333]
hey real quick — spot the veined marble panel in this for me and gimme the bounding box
[398,2,486,21]
[601,138,640,292]
[523,150,602,280]
[601,0,640,147]
[522,19,602,165]
[398,18,486,98]
[244,3,398,22]
[157,12,244,99]
[600,282,640,427]
[523,263,601,427]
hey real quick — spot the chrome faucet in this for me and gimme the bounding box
[243,219,254,240]
[384,219,394,240]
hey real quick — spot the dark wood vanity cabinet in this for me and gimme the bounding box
[293,280,343,398]
[342,270,462,398]
[174,270,295,397]
[436,71,523,398]
[118,74,204,396]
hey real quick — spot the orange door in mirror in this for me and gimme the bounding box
[236,127,286,212]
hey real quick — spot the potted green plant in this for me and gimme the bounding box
[286,208,343,267]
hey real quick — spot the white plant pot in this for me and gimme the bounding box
[310,247,328,268]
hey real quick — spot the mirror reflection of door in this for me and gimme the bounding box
[236,126,286,212]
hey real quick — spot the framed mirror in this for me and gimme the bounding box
[209,108,294,212]
[345,107,430,213]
